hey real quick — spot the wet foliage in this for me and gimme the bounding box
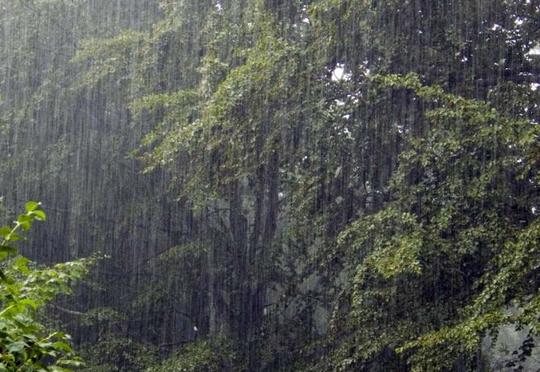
[0,0,539,370]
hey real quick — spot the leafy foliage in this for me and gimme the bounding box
[80,336,157,372]
[147,338,239,372]
[328,74,540,371]
[0,202,94,371]
[1,0,539,371]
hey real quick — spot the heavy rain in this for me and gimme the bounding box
[0,0,539,371]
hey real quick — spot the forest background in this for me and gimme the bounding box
[1,0,540,371]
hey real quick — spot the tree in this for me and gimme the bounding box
[326,74,540,371]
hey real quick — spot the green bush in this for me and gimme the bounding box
[0,202,94,371]
[147,338,239,372]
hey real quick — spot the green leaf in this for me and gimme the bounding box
[17,215,32,231]
[0,245,17,256]
[24,201,40,212]
[30,210,46,221]
[7,233,23,242]
[0,226,11,238]
[55,360,84,368]
[6,341,27,353]
[13,256,31,274]
[52,341,72,352]
[18,299,38,311]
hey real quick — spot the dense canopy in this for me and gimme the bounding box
[0,0,539,371]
